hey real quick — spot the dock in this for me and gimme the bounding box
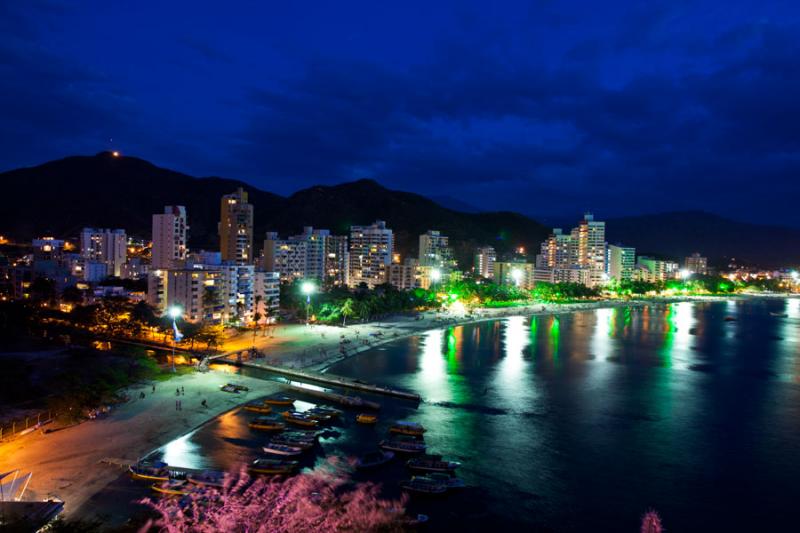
[285,384,381,410]
[213,354,421,403]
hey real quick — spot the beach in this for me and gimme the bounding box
[0,295,735,519]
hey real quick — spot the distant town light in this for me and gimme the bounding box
[791,271,799,281]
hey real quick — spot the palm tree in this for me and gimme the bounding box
[252,294,263,349]
[341,298,354,327]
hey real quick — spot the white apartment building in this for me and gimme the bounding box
[262,232,307,282]
[607,244,636,282]
[325,235,349,287]
[152,206,188,269]
[388,258,422,290]
[349,220,393,288]
[474,246,496,279]
[80,228,127,277]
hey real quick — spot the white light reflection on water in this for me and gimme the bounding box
[414,329,450,402]
[671,302,696,371]
[161,428,205,469]
[496,316,529,401]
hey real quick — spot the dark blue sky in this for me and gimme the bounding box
[2,1,799,225]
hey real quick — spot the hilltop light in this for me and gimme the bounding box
[112,151,120,157]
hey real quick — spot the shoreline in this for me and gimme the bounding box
[0,293,786,521]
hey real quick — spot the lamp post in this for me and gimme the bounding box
[301,281,316,325]
[168,305,182,372]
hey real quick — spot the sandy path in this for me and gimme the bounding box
[0,370,282,516]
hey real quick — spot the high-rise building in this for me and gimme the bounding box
[152,206,188,269]
[535,214,607,287]
[418,231,453,268]
[607,244,636,282]
[685,253,708,275]
[349,220,393,288]
[262,232,307,282]
[324,235,349,287]
[577,213,606,285]
[290,227,329,281]
[388,258,421,290]
[494,261,536,290]
[219,188,254,264]
[636,257,680,282]
[79,228,127,277]
[536,229,577,269]
[474,246,496,279]
[254,271,281,319]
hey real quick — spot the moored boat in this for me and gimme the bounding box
[244,403,273,414]
[248,417,286,431]
[129,461,170,482]
[262,442,304,456]
[220,384,239,393]
[304,410,333,422]
[407,457,460,473]
[264,396,295,406]
[389,421,426,436]
[415,473,466,489]
[356,450,394,469]
[282,411,320,427]
[249,458,298,475]
[379,439,427,454]
[311,406,343,418]
[271,436,315,450]
[399,477,447,495]
[187,470,226,488]
[770,312,789,317]
[356,413,378,424]
[151,479,192,496]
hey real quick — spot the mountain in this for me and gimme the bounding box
[0,153,550,265]
[426,195,483,213]
[606,211,800,267]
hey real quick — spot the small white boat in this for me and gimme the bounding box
[262,442,304,456]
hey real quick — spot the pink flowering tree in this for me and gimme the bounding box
[640,509,663,533]
[138,458,409,532]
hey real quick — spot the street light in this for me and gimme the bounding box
[301,281,316,325]
[168,306,182,372]
[680,269,691,280]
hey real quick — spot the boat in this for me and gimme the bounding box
[407,457,460,473]
[389,421,426,436]
[356,413,378,424]
[724,316,737,322]
[262,442,304,456]
[129,461,170,482]
[264,396,295,406]
[770,312,789,317]
[244,403,273,414]
[249,458,298,475]
[229,383,249,392]
[310,406,343,418]
[282,411,320,427]
[151,479,192,496]
[416,473,466,489]
[399,477,447,495]
[356,450,394,469]
[304,410,333,422]
[220,384,239,393]
[248,417,286,431]
[379,439,427,454]
[187,470,226,488]
[270,436,315,450]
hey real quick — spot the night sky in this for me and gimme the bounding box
[2,1,799,226]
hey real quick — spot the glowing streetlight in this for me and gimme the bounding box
[680,269,691,280]
[511,268,523,287]
[167,306,183,372]
[791,271,799,282]
[301,281,316,325]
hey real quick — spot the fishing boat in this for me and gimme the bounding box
[399,477,447,495]
[356,450,394,469]
[151,479,192,496]
[230,383,249,392]
[129,461,170,482]
[416,473,466,489]
[379,439,427,454]
[356,413,378,424]
[187,470,226,488]
[271,436,315,450]
[264,396,295,406]
[249,458,298,475]
[310,406,343,418]
[770,312,789,317]
[724,316,737,322]
[244,403,272,414]
[220,384,239,393]
[248,417,286,431]
[282,411,320,427]
[262,442,304,456]
[304,410,333,422]
[389,421,426,437]
[406,457,460,473]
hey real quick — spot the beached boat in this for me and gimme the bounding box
[271,436,315,450]
[220,384,239,393]
[187,470,226,488]
[262,442,304,456]
[399,477,447,495]
[282,411,320,427]
[389,421,426,437]
[249,458,298,475]
[406,457,460,473]
[230,383,249,392]
[356,450,394,469]
[264,396,295,406]
[356,413,378,424]
[379,439,427,454]
[244,403,273,414]
[129,461,170,482]
[151,480,192,496]
[310,406,343,418]
[415,473,466,489]
[248,417,286,431]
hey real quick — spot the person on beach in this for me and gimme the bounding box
[201,399,207,408]
[175,400,179,410]
[181,386,185,395]
[176,388,180,396]
[152,385,155,393]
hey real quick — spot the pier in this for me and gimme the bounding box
[210,351,420,402]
